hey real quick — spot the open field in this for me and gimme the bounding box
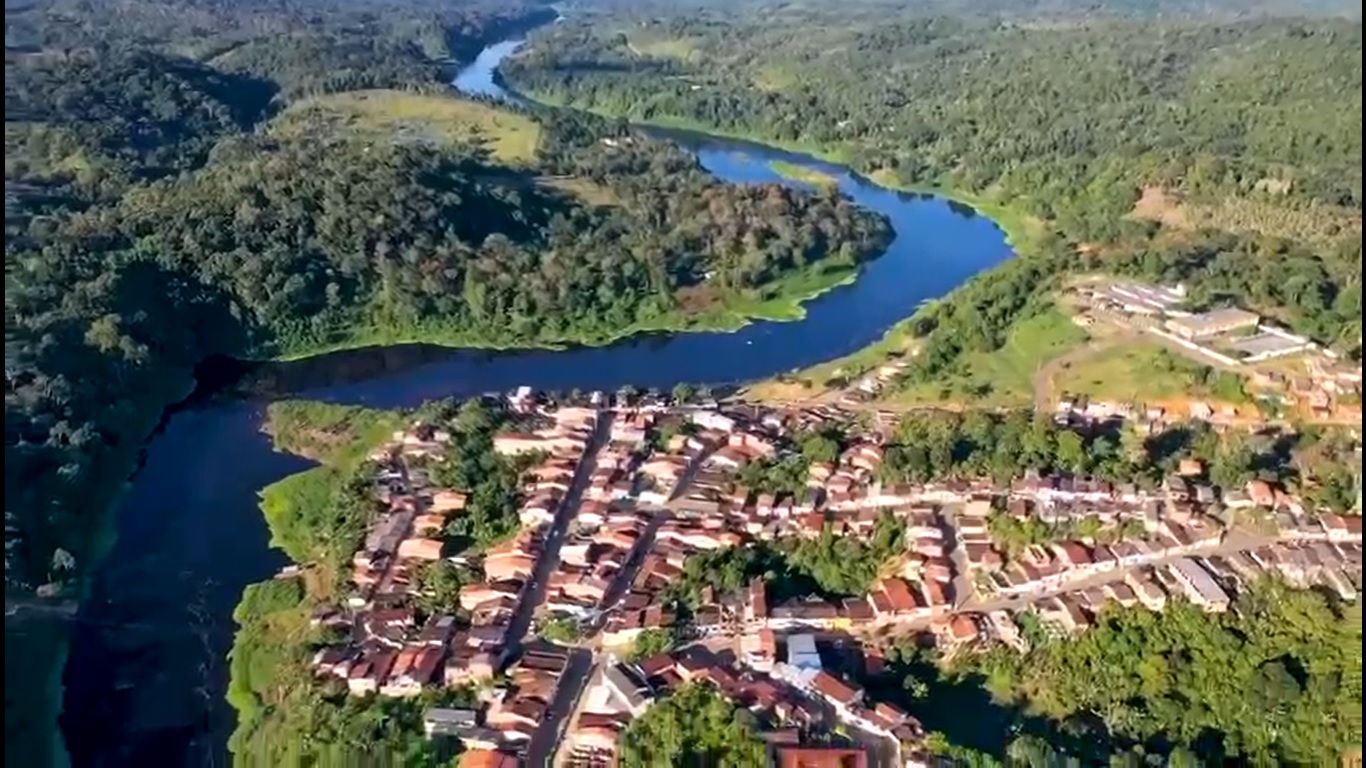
[1131,186,1361,244]
[745,305,1088,408]
[893,307,1089,408]
[1052,339,1248,406]
[623,35,703,61]
[269,90,542,164]
[534,175,620,207]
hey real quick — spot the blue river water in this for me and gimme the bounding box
[58,34,1012,768]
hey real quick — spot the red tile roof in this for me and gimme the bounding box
[880,578,918,613]
[776,746,868,768]
[812,671,860,706]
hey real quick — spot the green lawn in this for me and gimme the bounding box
[1053,340,1247,405]
[895,308,1089,407]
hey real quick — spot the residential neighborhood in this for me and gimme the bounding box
[299,388,1361,768]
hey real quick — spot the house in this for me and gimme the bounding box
[946,614,980,645]
[412,513,448,536]
[1170,559,1230,612]
[1164,308,1259,340]
[398,537,444,561]
[460,581,521,612]
[776,746,869,768]
[604,663,653,716]
[1178,458,1204,477]
[312,646,357,678]
[869,578,920,619]
[1246,480,1277,508]
[381,645,443,697]
[742,628,778,670]
[422,708,477,738]
[459,749,519,768]
[347,648,396,695]
[811,671,863,712]
[430,491,468,513]
[786,633,822,670]
[445,649,497,686]
[416,615,457,647]
[690,411,736,432]
[1124,571,1167,610]
[483,552,536,583]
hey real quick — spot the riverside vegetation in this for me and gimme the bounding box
[230,398,523,764]
[501,0,1362,403]
[4,0,892,763]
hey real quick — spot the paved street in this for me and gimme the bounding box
[525,647,594,767]
[872,527,1280,640]
[551,655,607,768]
[504,412,613,658]
[505,413,612,766]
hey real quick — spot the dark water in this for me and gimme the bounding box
[59,35,1011,768]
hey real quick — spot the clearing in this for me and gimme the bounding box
[269,89,542,165]
[623,35,704,61]
[1052,339,1248,406]
[893,307,1089,408]
[1130,185,1360,243]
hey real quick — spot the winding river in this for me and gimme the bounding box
[59,33,1012,767]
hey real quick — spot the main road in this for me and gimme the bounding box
[509,411,613,767]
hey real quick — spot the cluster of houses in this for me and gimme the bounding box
[352,426,468,603]
[308,400,603,710]
[294,390,1361,766]
[964,466,1361,601]
[837,359,910,405]
[950,537,1363,653]
[567,643,928,768]
[309,424,496,697]
[420,642,573,756]
[541,413,658,619]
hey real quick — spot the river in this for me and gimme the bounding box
[58,32,1012,767]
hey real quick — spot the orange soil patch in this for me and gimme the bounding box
[675,284,724,314]
[1130,186,1190,229]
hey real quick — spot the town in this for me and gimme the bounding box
[300,386,1362,768]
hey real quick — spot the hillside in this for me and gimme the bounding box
[502,3,1362,405]
[3,2,895,765]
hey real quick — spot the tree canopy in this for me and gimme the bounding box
[960,582,1363,764]
[618,684,769,768]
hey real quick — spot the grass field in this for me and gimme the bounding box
[769,160,839,187]
[894,307,1089,407]
[1053,339,1247,405]
[1131,185,1361,244]
[269,90,542,164]
[534,175,620,207]
[624,35,704,61]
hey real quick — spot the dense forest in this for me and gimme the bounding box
[947,583,1362,765]
[501,3,1364,370]
[4,0,893,764]
[4,2,888,596]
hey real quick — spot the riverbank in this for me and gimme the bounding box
[268,254,866,363]
[9,366,201,768]
[503,88,1048,405]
